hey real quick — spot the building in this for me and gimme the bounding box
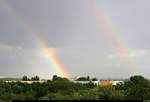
[69,76,124,86]
[99,80,113,86]
[69,76,99,85]
[112,81,124,86]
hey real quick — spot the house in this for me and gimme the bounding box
[99,80,113,86]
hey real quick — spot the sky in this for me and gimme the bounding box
[0,0,150,79]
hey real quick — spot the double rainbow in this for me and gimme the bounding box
[1,0,137,78]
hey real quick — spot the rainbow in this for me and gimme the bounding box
[1,1,69,78]
[33,32,69,78]
[93,0,137,69]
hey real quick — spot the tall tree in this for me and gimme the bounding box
[22,75,28,81]
[124,75,150,100]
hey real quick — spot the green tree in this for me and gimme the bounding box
[87,76,90,81]
[22,75,28,81]
[91,78,98,81]
[124,75,150,100]
[76,77,89,81]
[77,87,100,100]
[52,75,58,81]
[98,86,125,100]
[31,76,40,81]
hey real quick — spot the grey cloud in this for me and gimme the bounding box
[0,0,150,78]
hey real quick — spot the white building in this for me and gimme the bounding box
[112,81,124,86]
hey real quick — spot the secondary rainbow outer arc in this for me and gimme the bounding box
[1,1,69,78]
[93,0,137,69]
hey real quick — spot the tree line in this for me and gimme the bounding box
[22,75,40,81]
[0,75,150,100]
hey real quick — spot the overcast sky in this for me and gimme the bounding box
[0,0,150,79]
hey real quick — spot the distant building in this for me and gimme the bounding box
[93,81,99,85]
[69,76,124,86]
[99,80,113,86]
[72,80,91,84]
[112,81,124,86]
[5,80,46,84]
[98,80,124,86]
[69,76,98,85]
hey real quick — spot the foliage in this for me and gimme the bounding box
[98,86,125,100]
[76,76,90,81]
[22,75,40,81]
[22,76,28,81]
[0,75,150,100]
[91,78,98,81]
[123,75,150,100]
[31,76,40,81]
